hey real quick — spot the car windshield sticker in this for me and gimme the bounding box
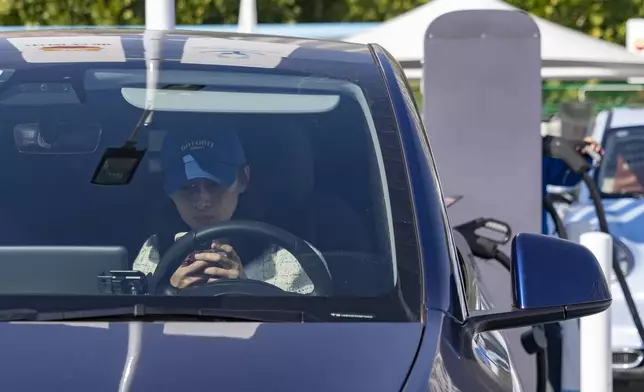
[181,37,299,69]
[7,36,126,63]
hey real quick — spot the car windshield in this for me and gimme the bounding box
[0,33,421,322]
[597,126,644,197]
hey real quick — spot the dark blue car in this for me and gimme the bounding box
[0,29,610,392]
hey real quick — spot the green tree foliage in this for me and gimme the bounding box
[0,0,295,26]
[1,0,642,45]
[0,0,143,26]
[0,0,436,25]
[507,0,644,45]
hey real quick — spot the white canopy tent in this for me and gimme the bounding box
[345,0,644,80]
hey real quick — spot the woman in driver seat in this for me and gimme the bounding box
[132,127,314,294]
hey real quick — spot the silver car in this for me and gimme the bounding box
[563,107,644,384]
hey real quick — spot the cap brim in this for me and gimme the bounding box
[164,160,238,196]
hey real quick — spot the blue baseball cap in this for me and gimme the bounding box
[160,128,247,196]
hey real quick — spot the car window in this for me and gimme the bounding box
[597,126,644,196]
[0,38,421,322]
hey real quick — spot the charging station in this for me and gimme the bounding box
[422,9,542,392]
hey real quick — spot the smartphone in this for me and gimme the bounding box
[177,234,228,268]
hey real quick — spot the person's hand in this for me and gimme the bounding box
[573,137,603,168]
[170,242,245,289]
[582,137,604,157]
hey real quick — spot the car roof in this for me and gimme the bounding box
[0,29,375,69]
[592,107,644,142]
[606,107,644,129]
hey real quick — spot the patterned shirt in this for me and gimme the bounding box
[132,234,315,294]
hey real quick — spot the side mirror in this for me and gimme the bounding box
[466,233,611,334]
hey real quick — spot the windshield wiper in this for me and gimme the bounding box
[600,191,644,199]
[0,304,321,322]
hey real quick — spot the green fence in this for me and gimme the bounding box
[542,82,644,117]
[408,79,644,118]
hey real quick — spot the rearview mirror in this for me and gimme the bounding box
[466,233,611,334]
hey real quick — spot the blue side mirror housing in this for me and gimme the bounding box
[467,233,611,333]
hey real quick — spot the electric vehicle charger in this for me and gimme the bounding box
[453,217,512,271]
[544,196,569,240]
[543,136,644,353]
[453,195,577,392]
[521,325,549,392]
[542,195,570,392]
[454,217,548,392]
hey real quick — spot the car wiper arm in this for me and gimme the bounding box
[600,191,644,199]
[0,305,321,322]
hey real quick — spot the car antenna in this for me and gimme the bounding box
[91,0,175,186]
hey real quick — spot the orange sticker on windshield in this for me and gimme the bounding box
[7,36,126,63]
[41,45,103,52]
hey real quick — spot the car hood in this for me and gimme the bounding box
[564,198,644,243]
[0,321,423,392]
[564,198,644,349]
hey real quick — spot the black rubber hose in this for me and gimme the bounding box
[582,172,610,233]
[543,197,569,239]
[543,200,566,392]
[582,171,644,348]
[501,246,551,392]
[521,325,549,392]
[493,249,511,272]
[535,349,548,392]
[543,323,562,392]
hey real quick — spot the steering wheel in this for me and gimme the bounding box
[150,220,333,297]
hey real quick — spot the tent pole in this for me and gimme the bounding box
[146,0,176,30]
[238,0,258,33]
